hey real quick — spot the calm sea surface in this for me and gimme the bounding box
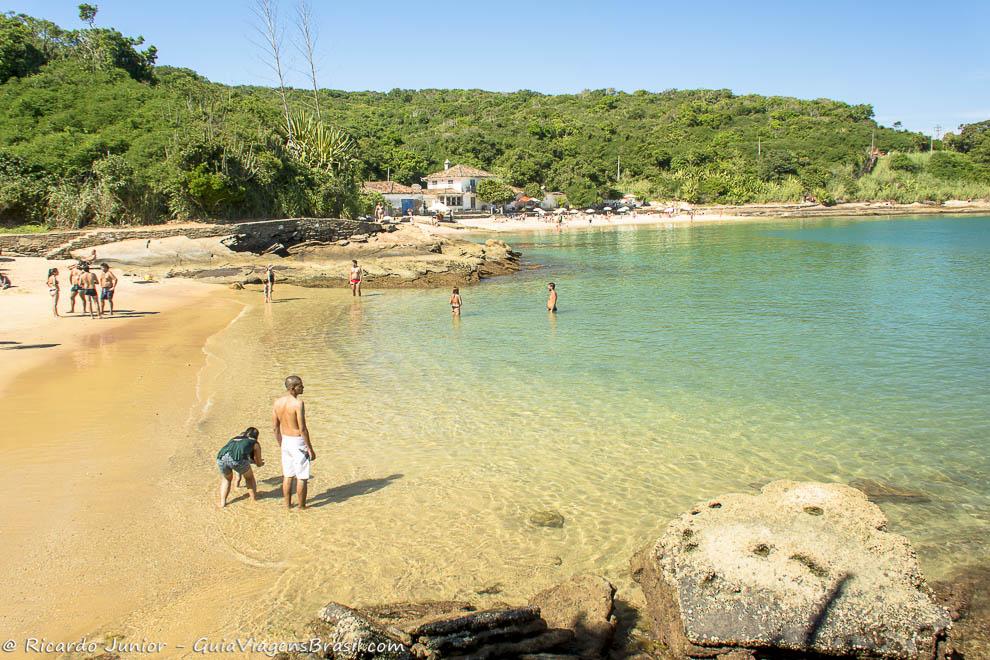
[192,215,990,628]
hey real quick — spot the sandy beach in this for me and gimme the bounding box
[0,255,260,648]
[439,200,990,233]
[0,256,223,394]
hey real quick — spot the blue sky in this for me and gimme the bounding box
[14,0,990,135]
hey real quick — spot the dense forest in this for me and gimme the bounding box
[2,6,989,228]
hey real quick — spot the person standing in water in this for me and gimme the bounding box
[450,287,462,316]
[547,282,558,312]
[350,260,362,297]
[47,268,60,317]
[273,375,316,510]
[98,263,117,316]
[264,264,276,303]
[216,427,264,507]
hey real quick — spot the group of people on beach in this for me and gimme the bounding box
[217,375,316,509]
[45,252,117,319]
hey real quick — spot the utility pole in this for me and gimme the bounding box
[387,167,390,183]
[757,136,761,159]
[932,124,942,153]
[617,155,621,182]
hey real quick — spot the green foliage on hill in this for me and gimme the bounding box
[833,152,990,204]
[0,8,987,228]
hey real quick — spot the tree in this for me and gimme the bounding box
[0,14,46,82]
[78,4,98,28]
[477,178,514,206]
[252,0,293,143]
[294,0,321,120]
[888,153,919,173]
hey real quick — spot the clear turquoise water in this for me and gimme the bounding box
[198,215,990,623]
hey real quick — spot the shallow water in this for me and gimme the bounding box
[189,215,990,633]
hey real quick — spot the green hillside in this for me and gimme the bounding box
[1,8,988,228]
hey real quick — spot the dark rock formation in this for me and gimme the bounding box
[313,602,413,659]
[303,591,617,659]
[932,564,990,658]
[847,478,932,504]
[406,605,542,639]
[529,574,617,658]
[631,481,950,659]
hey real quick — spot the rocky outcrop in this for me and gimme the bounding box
[630,480,951,659]
[0,217,384,259]
[80,224,519,289]
[308,603,573,659]
[932,564,990,658]
[314,603,413,659]
[299,575,619,660]
[529,575,617,658]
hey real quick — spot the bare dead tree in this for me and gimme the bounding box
[252,0,294,142]
[294,0,322,120]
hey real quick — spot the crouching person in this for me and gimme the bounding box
[217,427,264,507]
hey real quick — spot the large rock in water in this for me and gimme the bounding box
[630,481,950,659]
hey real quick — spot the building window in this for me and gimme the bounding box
[448,179,453,185]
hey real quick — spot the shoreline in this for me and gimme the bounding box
[0,282,249,645]
[435,201,990,233]
[0,256,225,395]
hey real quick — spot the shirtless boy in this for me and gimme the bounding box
[99,263,117,316]
[272,375,316,509]
[68,264,84,314]
[78,264,102,319]
[547,282,558,312]
[350,260,362,297]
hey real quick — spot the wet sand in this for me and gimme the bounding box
[0,256,221,394]
[0,271,265,649]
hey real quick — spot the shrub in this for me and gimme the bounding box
[928,152,977,180]
[888,153,919,173]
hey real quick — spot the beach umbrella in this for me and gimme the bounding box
[569,209,579,214]
[603,206,613,211]
[617,206,629,213]
[585,208,596,213]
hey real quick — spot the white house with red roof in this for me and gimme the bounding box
[422,160,496,211]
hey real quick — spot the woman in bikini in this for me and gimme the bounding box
[47,267,60,317]
[450,287,462,316]
[350,260,362,297]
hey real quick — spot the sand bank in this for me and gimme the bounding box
[0,256,222,394]
[438,200,990,233]
[0,258,266,648]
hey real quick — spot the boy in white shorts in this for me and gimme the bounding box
[272,375,317,509]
